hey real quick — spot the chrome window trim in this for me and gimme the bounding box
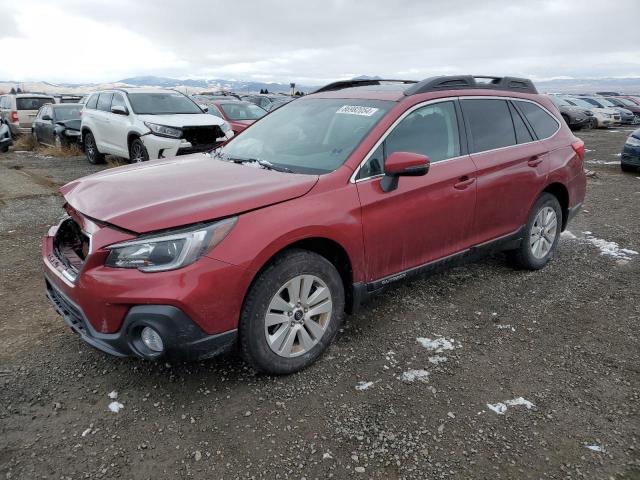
[350,95,561,183]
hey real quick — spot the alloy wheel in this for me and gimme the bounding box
[530,206,557,259]
[131,142,145,162]
[264,274,333,358]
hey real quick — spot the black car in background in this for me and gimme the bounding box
[32,103,82,147]
[0,122,12,153]
[621,128,640,172]
[548,95,593,130]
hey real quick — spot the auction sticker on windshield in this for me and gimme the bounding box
[336,105,379,116]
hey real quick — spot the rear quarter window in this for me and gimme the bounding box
[516,101,560,139]
[462,99,516,153]
[85,94,99,109]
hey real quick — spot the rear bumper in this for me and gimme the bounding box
[46,278,237,360]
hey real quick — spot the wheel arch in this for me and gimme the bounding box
[127,131,141,152]
[242,236,356,316]
[542,182,569,230]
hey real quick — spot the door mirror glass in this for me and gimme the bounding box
[381,151,430,192]
[111,105,129,115]
[42,114,52,121]
[198,104,209,113]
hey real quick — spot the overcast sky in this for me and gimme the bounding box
[1,0,639,85]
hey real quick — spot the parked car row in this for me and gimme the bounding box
[549,93,640,129]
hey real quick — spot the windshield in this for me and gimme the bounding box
[127,92,202,115]
[16,97,53,110]
[218,98,393,174]
[614,98,636,107]
[53,105,82,121]
[565,97,596,109]
[220,102,266,120]
[595,98,616,107]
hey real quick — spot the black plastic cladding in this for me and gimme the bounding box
[314,76,538,96]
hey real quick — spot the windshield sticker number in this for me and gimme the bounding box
[336,105,379,116]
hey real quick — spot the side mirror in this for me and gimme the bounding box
[111,105,129,115]
[380,151,430,192]
[42,115,52,121]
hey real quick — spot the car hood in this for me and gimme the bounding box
[56,119,81,131]
[137,113,224,128]
[60,154,319,233]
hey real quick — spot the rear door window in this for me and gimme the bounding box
[515,101,560,139]
[97,93,114,112]
[16,97,53,110]
[461,99,516,153]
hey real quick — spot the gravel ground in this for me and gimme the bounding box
[1,128,639,479]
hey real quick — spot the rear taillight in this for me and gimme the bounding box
[9,111,18,123]
[572,139,585,162]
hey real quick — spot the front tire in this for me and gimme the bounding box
[84,132,104,164]
[129,138,149,163]
[621,163,636,173]
[239,249,345,375]
[508,193,562,270]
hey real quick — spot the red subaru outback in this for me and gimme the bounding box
[43,76,586,374]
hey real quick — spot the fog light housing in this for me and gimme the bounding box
[141,327,164,352]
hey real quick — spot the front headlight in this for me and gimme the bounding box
[105,217,237,272]
[626,136,640,147]
[144,122,182,138]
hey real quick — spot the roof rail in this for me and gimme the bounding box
[404,75,538,96]
[314,79,417,94]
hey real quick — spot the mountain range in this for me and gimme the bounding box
[1,75,639,95]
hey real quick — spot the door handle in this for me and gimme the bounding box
[527,155,543,167]
[454,176,475,190]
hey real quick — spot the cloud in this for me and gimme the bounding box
[1,0,639,83]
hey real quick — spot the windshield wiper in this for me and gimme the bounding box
[225,156,293,173]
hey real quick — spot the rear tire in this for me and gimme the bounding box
[239,249,345,375]
[84,132,105,164]
[508,193,562,270]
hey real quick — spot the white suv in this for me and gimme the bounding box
[80,88,233,163]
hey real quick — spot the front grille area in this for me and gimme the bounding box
[182,125,225,147]
[54,217,90,274]
[46,280,87,335]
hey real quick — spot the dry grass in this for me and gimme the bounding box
[106,156,128,167]
[13,133,84,158]
[39,144,83,158]
[13,134,38,151]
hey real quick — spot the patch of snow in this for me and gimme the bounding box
[417,336,461,352]
[428,355,448,364]
[586,444,604,452]
[607,130,620,133]
[583,232,638,261]
[81,428,91,437]
[355,381,374,391]
[108,401,124,413]
[108,391,118,399]
[487,397,535,415]
[399,369,430,383]
[496,324,515,332]
[563,231,638,262]
[585,159,619,165]
[585,148,594,152]
[613,153,622,157]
